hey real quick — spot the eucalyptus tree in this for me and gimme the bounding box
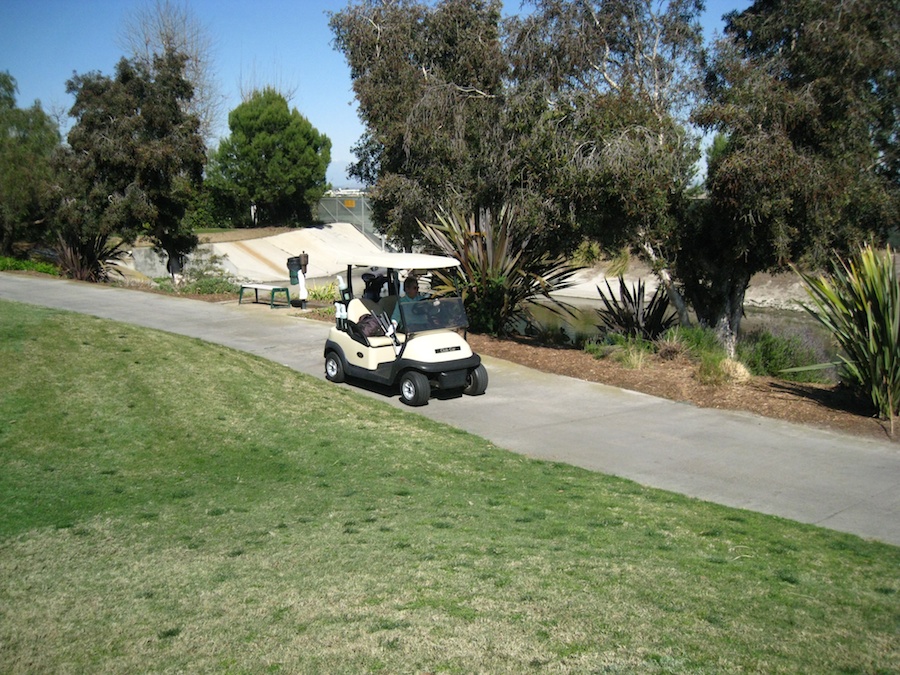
[56,50,205,281]
[0,72,60,256]
[689,0,900,352]
[504,0,706,322]
[330,0,508,250]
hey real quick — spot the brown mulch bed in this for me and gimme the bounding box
[465,333,895,443]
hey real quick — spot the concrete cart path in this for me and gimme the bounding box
[2,273,898,547]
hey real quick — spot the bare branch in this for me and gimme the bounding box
[119,0,223,145]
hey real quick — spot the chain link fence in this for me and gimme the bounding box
[318,194,387,250]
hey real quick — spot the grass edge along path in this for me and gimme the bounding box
[0,299,897,673]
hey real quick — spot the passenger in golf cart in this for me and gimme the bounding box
[323,252,488,406]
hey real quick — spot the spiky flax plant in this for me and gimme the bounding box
[419,204,581,336]
[795,245,900,434]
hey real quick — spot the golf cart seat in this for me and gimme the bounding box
[345,298,396,348]
[347,298,378,323]
[379,295,398,322]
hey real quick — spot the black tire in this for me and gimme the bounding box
[399,370,430,406]
[324,351,345,383]
[464,364,488,396]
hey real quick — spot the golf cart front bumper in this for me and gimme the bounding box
[402,354,481,389]
[325,338,480,388]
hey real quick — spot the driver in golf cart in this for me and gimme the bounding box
[392,275,423,330]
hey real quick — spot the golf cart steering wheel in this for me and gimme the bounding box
[411,300,442,325]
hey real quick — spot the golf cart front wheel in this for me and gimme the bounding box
[325,352,345,383]
[399,371,430,406]
[464,364,488,396]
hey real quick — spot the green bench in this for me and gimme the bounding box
[238,283,291,308]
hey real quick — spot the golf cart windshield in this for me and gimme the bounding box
[396,296,469,334]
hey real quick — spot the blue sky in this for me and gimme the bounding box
[1,0,748,188]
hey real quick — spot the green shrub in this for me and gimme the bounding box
[151,249,240,296]
[180,276,240,295]
[524,319,573,347]
[154,275,238,295]
[794,245,900,430]
[153,277,177,292]
[585,333,654,361]
[662,326,735,384]
[737,328,831,382]
[0,256,59,275]
[584,340,616,360]
[572,240,603,267]
[307,281,337,302]
[654,334,687,361]
[55,234,128,282]
[613,344,650,369]
[664,326,725,360]
[697,352,730,385]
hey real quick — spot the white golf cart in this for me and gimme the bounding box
[323,252,488,406]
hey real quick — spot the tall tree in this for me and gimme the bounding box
[504,0,704,320]
[56,50,205,280]
[689,0,899,352]
[206,88,331,226]
[509,0,704,124]
[0,72,60,255]
[330,0,507,249]
[119,0,222,146]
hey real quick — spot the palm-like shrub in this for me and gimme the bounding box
[419,204,581,336]
[56,233,128,282]
[795,245,900,432]
[596,277,677,340]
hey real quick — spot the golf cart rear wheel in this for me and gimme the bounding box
[464,364,488,396]
[325,352,345,383]
[399,371,430,406]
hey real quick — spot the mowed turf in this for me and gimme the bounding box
[0,299,897,673]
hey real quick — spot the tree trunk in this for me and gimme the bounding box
[0,229,12,257]
[713,270,750,358]
[681,264,751,358]
[640,241,692,327]
[659,269,693,328]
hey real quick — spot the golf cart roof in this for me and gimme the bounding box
[339,252,460,271]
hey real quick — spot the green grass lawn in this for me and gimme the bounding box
[1,299,897,673]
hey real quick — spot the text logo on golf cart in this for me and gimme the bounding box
[435,346,461,354]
